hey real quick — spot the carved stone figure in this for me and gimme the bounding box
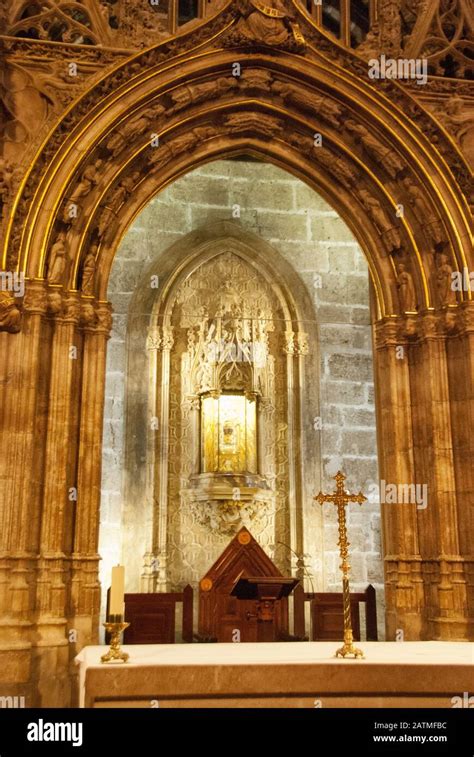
[357,187,401,251]
[81,247,97,296]
[241,70,274,91]
[315,148,358,189]
[47,290,63,315]
[80,302,97,327]
[396,262,417,312]
[226,0,304,50]
[402,176,444,246]
[48,232,68,284]
[225,112,282,137]
[346,120,405,178]
[63,159,103,221]
[0,291,21,333]
[436,253,457,306]
[169,78,238,114]
[358,0,402,58]
[272,81,344,128]
[149,129,205,170]
[106,113,154,157]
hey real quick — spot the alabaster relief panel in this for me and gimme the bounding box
[165,251,293,588]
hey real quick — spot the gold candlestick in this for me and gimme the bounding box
[101,616,130,663]
[314,471,367,659]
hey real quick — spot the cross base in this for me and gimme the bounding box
[335,642,364,659]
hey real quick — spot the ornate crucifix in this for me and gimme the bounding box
[314,471,367,659]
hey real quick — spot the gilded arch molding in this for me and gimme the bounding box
[1,0,472,328]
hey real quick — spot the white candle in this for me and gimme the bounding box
[110,565,125,617]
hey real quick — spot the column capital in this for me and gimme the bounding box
[22,279,49,317]
[80,300,113,336]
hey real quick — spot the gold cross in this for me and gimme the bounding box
[314,471,367,658]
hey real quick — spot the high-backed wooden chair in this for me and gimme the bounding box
[293,584,378,641]
[106,585,193,644]
[198,528,290,643]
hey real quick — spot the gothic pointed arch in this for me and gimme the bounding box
[120,221,320,591]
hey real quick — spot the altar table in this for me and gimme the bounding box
[75,641,473,708]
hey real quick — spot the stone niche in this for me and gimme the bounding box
[123,228,320,593]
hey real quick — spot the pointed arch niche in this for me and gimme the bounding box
[99,159,382,629]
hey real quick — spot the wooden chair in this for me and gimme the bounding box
[293,584,378,641]
[106,585,193,644]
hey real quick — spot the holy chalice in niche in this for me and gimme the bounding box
[201,393,257,475]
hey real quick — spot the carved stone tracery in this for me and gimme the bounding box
[170,252,281,545]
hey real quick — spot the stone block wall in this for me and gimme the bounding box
[100,159,384,636]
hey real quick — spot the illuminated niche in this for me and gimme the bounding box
[201,393,257,474]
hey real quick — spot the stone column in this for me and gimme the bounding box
[447,304,474,636]
[0,280,49,703]
[141,329,161,593]
[34,291,81,705]
[154,324,174,591]
[70,301,112,653]
[283,329,299,575]
[373,317,424,639]
[294,331,309,580]
[412,312,468,639]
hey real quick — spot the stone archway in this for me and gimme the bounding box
[0,0,472,705]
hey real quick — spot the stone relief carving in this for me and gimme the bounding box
[401,176,445,248]
[272,81,345,129]
[96,170,141,241]
[105,106,166,158]
[103,0,171,50]
[435,252,457,306]
[4,1,470,272]
[356,187,402,253]
[175,253,276,398]
[357,0,402,58]
[346,119,406,179]
[0,291,21,333]
[169,78,239,115]
[396,261,418,312]
[187,495,272,538]
[148,127,217,171]
[225,0,306,51]
[314,146,359,189]
[62,159,103,223]
[0,158,21,220]
[224,112,283,138]
[162,250,295,584]
[428,96,474,167]
[81,246,97,296]
[47,232,69,285]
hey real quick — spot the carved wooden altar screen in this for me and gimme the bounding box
[198,527,289,642]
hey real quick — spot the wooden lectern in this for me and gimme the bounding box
[231,575,299,642]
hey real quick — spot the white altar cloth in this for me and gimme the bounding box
[75,641,473,708]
